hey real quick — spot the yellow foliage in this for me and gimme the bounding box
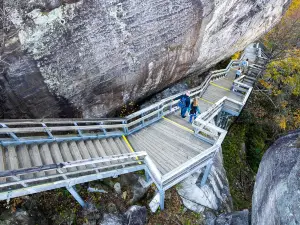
[286,0,300,16]
[294,110,300,128]
[259,79,272,89]
[278,116,287,130]
[280,101,288,108]
[231,51,241,60]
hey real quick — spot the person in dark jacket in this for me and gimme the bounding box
[189,98,201,123]
[174,91,191,118]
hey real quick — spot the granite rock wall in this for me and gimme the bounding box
[1,0,290,118]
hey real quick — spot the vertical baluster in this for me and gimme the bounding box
[41,123,54,139]
[74,122,83,137]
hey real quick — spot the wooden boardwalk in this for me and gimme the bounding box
[0,43,267,207]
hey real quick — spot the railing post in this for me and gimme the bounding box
[41,123,54,139]
[141,113,145,127]
[122,120,128,134]
[200,162,213,187]
[73,122,83,137]
[67,186,86,207]
[99,122,107,135]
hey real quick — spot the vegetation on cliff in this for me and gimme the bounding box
[223,0,300,210]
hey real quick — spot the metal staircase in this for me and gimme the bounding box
[0,43,268,210]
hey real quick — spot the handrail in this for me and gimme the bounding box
[0,152,147,178]
[0,152,147,190]
[0,118,126,123]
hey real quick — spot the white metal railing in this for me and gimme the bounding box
[0,152,147,195]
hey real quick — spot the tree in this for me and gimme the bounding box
[259,0,300,130]
[262,0,300,60]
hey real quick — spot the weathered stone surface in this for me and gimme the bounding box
[0,209,45,225]
[204,209,250,225]
[177,150,233,213]
[1,0,290,118]
[99,214,125,225]
[98,205,146,225]
[119,173,149,204]
[124,205,147,225]
[215,209,249,225]
[252,130,300,225]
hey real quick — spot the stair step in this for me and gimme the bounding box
[40,144,56,175]
[16,145,34,179]
[99,139,114,156]
[59,142,77,172]
[49,143,68,173]
[68,141,86,171]
[28,145,45,178]
[6,146,19,171]
[85,140,103,167]
[5,146,19,182]
[107,138,124,163]
[92,139,110,166]
[77,141,94,169]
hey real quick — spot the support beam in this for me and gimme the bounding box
[159,189,165,210]
[145,169,151,183]
[200,162,213,187]
[67,186,86,207]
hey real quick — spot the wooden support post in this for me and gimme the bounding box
[67,186,86,207]
[200,163,213,187]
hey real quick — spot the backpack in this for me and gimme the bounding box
[190,106,196,114]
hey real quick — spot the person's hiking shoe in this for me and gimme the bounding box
[181,116,186,118]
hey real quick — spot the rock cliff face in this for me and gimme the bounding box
[252,130,300,225]
[1,0,290,118]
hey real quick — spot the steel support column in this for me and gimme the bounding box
[145,170,151,183]
[159,189,165,210]
[200,163,213,187]
[67,186,86,207]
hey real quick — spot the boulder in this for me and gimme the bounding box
[99,214,125,225]
[124,206,147,225]
[1,0,290,118]
[214,209,249,225]
[0,209,39,225]
[98,205,146,225]
[252,130,300,225]
[204,209,249,225]
[120,174,149,204]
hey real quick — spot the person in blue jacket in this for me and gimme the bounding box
[174,91,191,118]
[189,98,201,123]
